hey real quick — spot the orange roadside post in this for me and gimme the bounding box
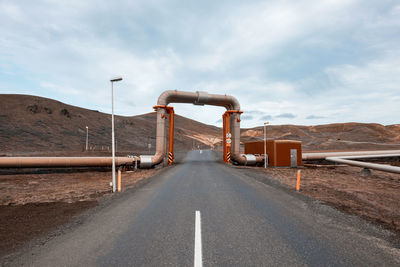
[117,168,122,192]
[296,170,301,191]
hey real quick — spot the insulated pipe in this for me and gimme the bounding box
[0,157,135,168]
[157,90,240,110]
[243,154,257,165]
[326,157,400,174]
[222,113,227,162]
[330,154,400,160]
[230,111,245,164]
[142,90,250,166]
[302,150,400,160]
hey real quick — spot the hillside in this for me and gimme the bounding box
[0,94,220,156]
[241,123,400,151]
[0,94,399,156]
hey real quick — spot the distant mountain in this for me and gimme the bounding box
[0,94,399,156]
[241,123,400,151]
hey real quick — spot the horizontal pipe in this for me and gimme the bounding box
[0,157,136,168]
[326,157,400,174]
[331,154,400,160]
[302,150,400,160]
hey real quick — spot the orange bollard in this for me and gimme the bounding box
[296,170,301,191]
[117,169,122,192]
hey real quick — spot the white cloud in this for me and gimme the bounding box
[325,51,400,93]
[0,0,399,128]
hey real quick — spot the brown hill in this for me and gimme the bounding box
[0,94,399,156]
[241,123,400,151]
[0,94,220,156]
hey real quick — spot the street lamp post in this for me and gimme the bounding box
[85,126,89,151]
[264,122,269,168]
[110,76,123,193]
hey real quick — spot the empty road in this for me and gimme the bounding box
[7,151,400,266]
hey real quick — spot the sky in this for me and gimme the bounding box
[0,0,399,128]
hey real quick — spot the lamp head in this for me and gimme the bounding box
[110,77,123,82]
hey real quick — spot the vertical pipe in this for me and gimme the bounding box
[230,112,243,164]
[154,108,167,162]
[111,82,116,193]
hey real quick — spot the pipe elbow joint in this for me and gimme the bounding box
[229,96,240,111]
[157,90,179,106]
[231,153,247,165]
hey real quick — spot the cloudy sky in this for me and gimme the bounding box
[1,0,399,128]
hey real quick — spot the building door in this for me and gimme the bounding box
[290,149,297,167]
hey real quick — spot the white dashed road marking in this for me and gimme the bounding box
[194,210,203,267]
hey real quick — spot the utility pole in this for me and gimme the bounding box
[85,126,89,151]
[110,76,123,193]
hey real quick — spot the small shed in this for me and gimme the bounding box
[244,140,302,167]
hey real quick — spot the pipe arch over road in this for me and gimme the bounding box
[140,90,261,167]
[0,90,262,169]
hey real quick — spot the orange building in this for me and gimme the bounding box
[244,140,302,167]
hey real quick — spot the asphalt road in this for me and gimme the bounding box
[7,150,400,266]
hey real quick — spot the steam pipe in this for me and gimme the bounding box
[0,157,136,168]
[302,150,400,160]
[326,156,400,174]
[141,90,253,167]
[303,151,400,174]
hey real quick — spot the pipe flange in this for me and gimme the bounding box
[194,91,208,105]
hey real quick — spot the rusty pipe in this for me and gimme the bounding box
[0,157,136,168]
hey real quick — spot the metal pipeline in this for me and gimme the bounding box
[0,157,136,168]
[302,150,400,160]
[140,90,259,167]
[302,151,400,174]
[326,155,400,174]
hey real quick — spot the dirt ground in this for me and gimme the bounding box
[2,162,400,257]
[242,165,400,235]
[0,168,162,256]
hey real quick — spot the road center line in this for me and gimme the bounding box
[194,210,203,267]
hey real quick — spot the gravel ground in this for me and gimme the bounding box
[2,158,400,257]
[235,164,400,235]
[0,168,163,256]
